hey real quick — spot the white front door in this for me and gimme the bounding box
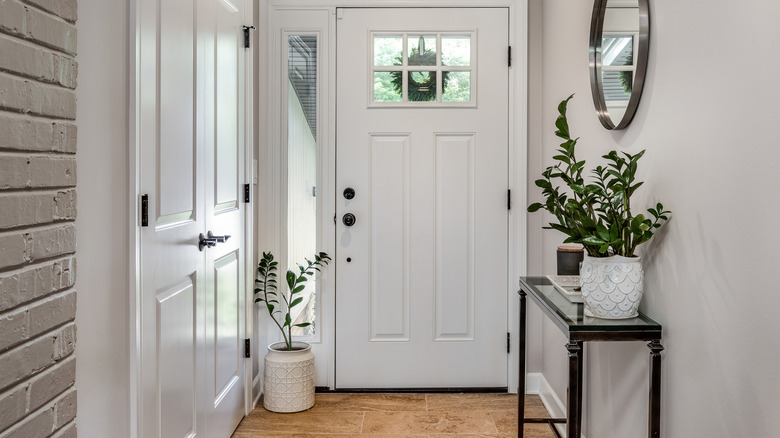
[335,8,509,388]
[138,0,246,436]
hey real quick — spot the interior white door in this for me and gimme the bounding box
[335,8,509,388]
[138,0,246,436]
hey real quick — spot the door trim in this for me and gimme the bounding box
[128,1,256,435]
[259,0,527,393]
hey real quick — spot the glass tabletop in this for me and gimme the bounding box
[519,276,661,337]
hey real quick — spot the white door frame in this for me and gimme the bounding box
[259,0,527,393]
[127,0,256,435]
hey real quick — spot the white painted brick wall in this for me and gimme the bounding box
[0,0,78,436]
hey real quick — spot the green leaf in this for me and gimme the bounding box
[528,202,543,213]
[535,179,552,189]
[290,297,303,308]
[596,225,610,241]
[293,322,312,328]
[631,214,646,230]
[286,270,296,290]
[583,236,605,245]
[549,223,576,237]
[292,284,306,294]
[284,313,291,327]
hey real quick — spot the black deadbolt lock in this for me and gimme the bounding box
[343,187,355,200]
[342,213,356,227]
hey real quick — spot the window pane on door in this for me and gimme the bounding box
[408,35,437,66]
[442,35,470,66]
[442,71,470,102]
[374,35,403,66]
[408,71,437,102]
[374,71,402,102]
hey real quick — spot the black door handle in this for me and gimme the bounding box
[342,213,356,227]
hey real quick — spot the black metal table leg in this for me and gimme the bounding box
[566,341,582,438]
[518,290,527,438]
[648,340,664,438]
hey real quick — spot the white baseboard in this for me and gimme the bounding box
[525,372,542,394]
[527,373,586,438]
[252,374,262,408]
[536,372,565,418]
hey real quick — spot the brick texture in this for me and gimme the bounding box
[0,0,77,435]
[0,113,77,153]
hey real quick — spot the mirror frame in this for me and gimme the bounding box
[589,0,650,130]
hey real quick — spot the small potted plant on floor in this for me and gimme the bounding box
[528,95,670,319]
[255,251,330,412]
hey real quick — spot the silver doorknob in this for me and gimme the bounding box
[207,231,231,243]
[342,213,356,227]
[199,233,217,251]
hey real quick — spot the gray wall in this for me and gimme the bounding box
[0,0,79,436]
[529,0,780,436]
[75,0,130,436]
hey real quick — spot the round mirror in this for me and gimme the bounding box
[589,0,649,129]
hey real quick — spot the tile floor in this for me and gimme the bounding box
[232,393,556,438]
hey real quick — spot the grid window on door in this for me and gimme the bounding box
[371,33,474,105]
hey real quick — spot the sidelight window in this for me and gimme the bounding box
[286,34,319,336]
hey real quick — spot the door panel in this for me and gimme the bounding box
[157,279,197,438]
[215,0,240,211]
[214,252,240,398]
[336,8,509,389]
[434,134,475,341]
[158,0,195,222]
[368,134,411,341]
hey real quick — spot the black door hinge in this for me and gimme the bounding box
[507,332,510,354]
[244,184,250,203]
[508,46,512,67]
[244,338,251,358]
[141,194,149,227]
[507,189,511,210]
[243,25,256,49]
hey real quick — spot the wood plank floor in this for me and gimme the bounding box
[232,393,556,438]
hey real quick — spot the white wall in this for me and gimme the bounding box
[75,0,130,436]
[529,0,780,436]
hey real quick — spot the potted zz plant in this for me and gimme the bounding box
[255,251,330,413]
[528,95,670,319]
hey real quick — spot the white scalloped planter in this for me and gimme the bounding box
[580,255,644,319]
[263,341,315,413]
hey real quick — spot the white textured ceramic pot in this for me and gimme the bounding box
[263,341,315,413]
[580,255,644,319]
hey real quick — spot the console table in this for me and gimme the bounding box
[517,276,663,438]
